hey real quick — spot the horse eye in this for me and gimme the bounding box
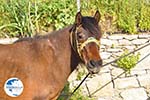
[78,33,85,40]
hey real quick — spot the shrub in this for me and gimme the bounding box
[116,0,139,34]
[0,0,36,37]
[0,0,150,38]
[116,51,140,73]
[0,0,76,38]
[139,1,150,31]
[37,0,76,31]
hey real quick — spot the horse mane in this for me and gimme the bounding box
[70,16,102,38]
[14,32,52,43]
[14,16,101,43]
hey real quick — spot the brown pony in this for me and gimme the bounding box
[0,11,102,100]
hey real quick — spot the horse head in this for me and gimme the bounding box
[70,11,103,74]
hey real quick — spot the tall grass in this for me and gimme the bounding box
[0,0,38,37]
[0,0,76,38]
[0,0,150,38]
[139,0,150,31]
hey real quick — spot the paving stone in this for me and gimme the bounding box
[101,39,112,46]
[112,97,122,100]
[100,65,111,73]
[146,88,150,97]
[123,35,138,40]
[120,88,148,100]
[118,39,132,46]
[98,97,113,100]
[111,53,123,58]
[115,77,139,89]
[83,73,114,97]
[108,35,123,40]
[107,48,122,53]
[131,39,148,45]
[101,52,112,60]
[100,45,106,49]
[103,57,115,64]
[138,43,150,58]
[133,44,150,70]
[101,39,118,46]
[147,69,150,74]
[138,34,150,39]
[130,69,147,76]
[121,45,136,50]
[111,67,125,78]
[111,89,123,100]
[137,74,150,88]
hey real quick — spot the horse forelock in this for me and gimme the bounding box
[82,17,101,36]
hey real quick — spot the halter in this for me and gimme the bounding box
[70,26,100,60]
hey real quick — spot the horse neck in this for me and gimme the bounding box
[48,26,81,76]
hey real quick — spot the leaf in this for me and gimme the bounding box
[117,51,140,73]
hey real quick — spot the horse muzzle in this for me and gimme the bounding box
[87,59,103,74]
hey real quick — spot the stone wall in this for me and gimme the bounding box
[69,33,150,100]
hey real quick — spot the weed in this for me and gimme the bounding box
[116,50,140,74]
[58,82,93,100]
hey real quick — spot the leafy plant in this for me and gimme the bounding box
[116,0,139,34]
[0,0,37,37]
[116,50,140,73]
[76,66,87,81]
[37,0,76,31]
[58,82,93,100]
[139,0,150,31]
[0,0,77,38]
[69,88,93,100]
[57,82,70,100]
[0,0,150,38]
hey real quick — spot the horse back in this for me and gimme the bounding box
[0,40,57,100]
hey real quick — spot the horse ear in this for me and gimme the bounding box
[94,10,101,23]
[75,12,82,26]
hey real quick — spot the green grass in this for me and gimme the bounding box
[0,0,150,38]
[57,82,93,100]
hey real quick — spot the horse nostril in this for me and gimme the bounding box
[98,60,103,66]
[87,60,102,74]
[89,60,96,67]
[89,60,103,67]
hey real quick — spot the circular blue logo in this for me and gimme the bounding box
[4,78,24,97]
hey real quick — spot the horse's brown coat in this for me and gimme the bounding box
[0,11,102,100]
[0,27,75,100]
